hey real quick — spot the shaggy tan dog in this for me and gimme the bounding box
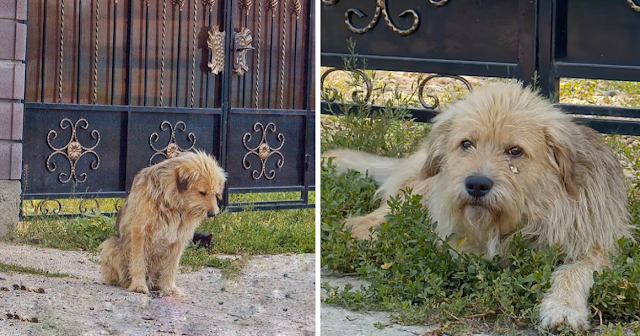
[325,82,633,330]
[99,150,226,296]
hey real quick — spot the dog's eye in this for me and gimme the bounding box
[507,147,523,158]
[460,140,473,150]
[199,191,207,196]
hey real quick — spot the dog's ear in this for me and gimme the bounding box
[419,119,451,179]
[545,122,580,198]
[175,165,199,193]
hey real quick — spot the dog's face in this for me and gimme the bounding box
[174,151,227,220]
[421,84,579,229]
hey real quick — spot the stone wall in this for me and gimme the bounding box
[0,0,26,236]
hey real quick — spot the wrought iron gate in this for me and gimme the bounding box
[320,0,640,135]
[23,0,315,215]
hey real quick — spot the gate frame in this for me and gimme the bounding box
[19,0,315,217]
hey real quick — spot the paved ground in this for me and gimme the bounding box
[0,242,315,336]
[320,276,440,336]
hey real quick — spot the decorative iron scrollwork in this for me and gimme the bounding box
[79,198,100,214]
[207,26,225,74]
[324,0,449,6]
[242,122,285,180]
[289,0,301,18]
[417,74,473,109]
[46,118,100,184]
[266,0,279,15]
[115,197,126,212]
[346,0,419,36]
[320,68,373,103]
[149,121,196,165]
[628,0,640,11]
[37,199,63,215]
[170,0,185,8]
[326,0,450,35]
[202,0,216,11]
[234,28,254,76]
[239,0,252,14]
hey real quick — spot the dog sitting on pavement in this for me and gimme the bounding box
[99,150,226,296]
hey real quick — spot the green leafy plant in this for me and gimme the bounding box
[321,70,640,333]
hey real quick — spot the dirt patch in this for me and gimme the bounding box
[0,242,315,336]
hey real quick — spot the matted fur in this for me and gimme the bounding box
[324,82,634,330]
[99,150,227,296]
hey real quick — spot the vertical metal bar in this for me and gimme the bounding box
[76,0,82,103]
[93,0,100,104]
[110,0,118,105]
[190,0,197,107]
[220,0,235,210]
[291,15,298,108]
[126,0,134,105]
[58,0,66,103]
[302,0,313,204]
[205,7,212,108]
[176,7,183,107]
[143,1,150,106]
[241,12,247,106]
[266,12,276,108]
[160,0,167,106]
[40,0,48,102]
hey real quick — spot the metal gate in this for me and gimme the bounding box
[320,0,640,135]
[23,0,315,215]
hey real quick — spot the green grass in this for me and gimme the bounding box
[321,70,640,334]
[12,192,314,275]
[0,262,69,278]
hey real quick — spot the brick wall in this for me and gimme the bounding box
[0,0,26,235]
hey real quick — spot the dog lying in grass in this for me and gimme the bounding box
[325,82,634,330]
[99,150,226,296]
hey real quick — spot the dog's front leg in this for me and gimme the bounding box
[538,251,607,330]
[128,228,149,294]
[157,242,184,297]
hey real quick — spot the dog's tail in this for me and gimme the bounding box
[322,149,402,185]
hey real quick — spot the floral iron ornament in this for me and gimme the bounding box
[149,121,196,165]
[207,26,225,74]
[46,118,100,184]
[324,0,450,35]
[242,122,285,180]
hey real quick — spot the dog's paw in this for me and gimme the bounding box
[127,283,149,294]
[159,286,184,297]
[538,297,589,330]
[344,217,379,241]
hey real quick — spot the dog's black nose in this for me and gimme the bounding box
[464,175,493,198]
[207,211,216,218]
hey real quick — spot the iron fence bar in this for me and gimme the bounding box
[241,12,248,107]
[21,202,314,219]
[24,102,224,114]
[76,0,82,103]
[110,0,117,105]
[143,1,150,106]
[205,7,212,108]
[291,8,299,109]
[220,0,235,210]
[267,10,276,108]
[126,0,134,105]
[229,186,308,193]
[40,0,47,102]
[176,6,183,107]
[302,0,314,205]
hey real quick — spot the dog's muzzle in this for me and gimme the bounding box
[207,211,217,218]
[464,175,493,198]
